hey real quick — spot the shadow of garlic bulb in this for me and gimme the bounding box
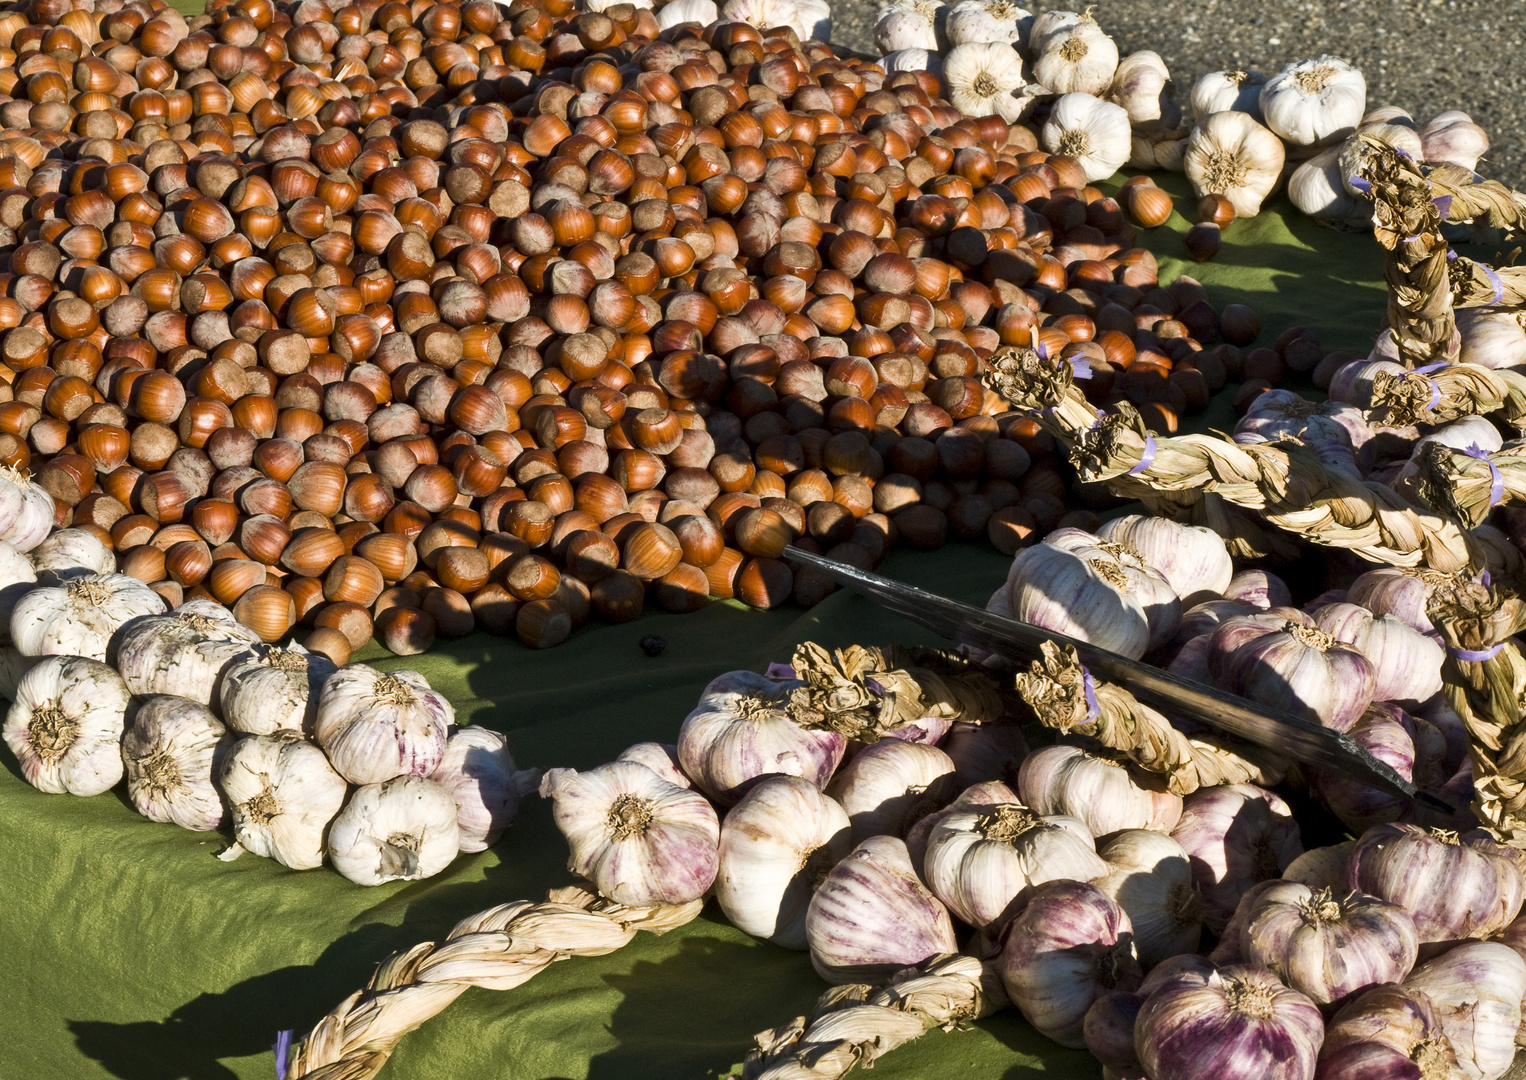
[3,655,129,796]
[1184,112,1285,218]
[1041,93,1131,182]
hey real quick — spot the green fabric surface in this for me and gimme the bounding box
[0,187,1398,1079]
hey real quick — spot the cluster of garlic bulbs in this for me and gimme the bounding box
[0,544,531,885]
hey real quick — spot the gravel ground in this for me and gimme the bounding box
[828,0,1526,187]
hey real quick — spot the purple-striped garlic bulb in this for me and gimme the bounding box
[825,738,956,843]
[1170,784,1304,933]
[904,779,1017,872]
[806,835,958,984]
[1312,602,1443,705]
[1210,879,1285,965]
[1096,514,1234,608]
[1309,703,1418,833]
[1224,569,1293,611]
[1085,990,1146,1076]
[616,742,691,788]
[1209,609,1375,732]
[1347,566,1459,635]
[1018,744,1183,838]
[1173,599,1256,650]
[1234,388,1371,452]
[1403,942,1526,1080]
[1239,882,1418,1007]
[1094,829,1203,968]
[1000,880,1142,1048]
[1317,983,1463,1080]
[313,665,453,785]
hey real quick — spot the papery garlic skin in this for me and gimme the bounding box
[327,776,461,887]
[677,669,843,806]
[3,655,129,796]
[1184,111,1286,218]
[1288,146,1372,229]
[874,0,940,52]
[1234,388,1371,452]
[1318,982,1464,1080]
[115,607,262,711]
[825,738,956,842]
[1224,569,1292,611]
[655,0,717,28]
[1095,830,1202,968]
[1241,882,1418,1007]
[1107,51,1180,131]
[11,573,166,662]
[1312,604,1442,706]
[219,644,336,737]
[881,48,940,76]
[314,665,453,785]
[616,742,691,788]
[1347,566,1456,634]
[1030,12,1118,96]
[924,800,1107,929]
[542,760,719,906]
[222,733,347,870]
[1209,879,1284,966]
[1041,93,1131,182]
[1135,962,1324,1080]
[806,834,958,984]
[1403,942,1526,1080]
[1041,528,1181,649]
[29,527,114,585]
[944,0,1029,47]
[428,725,524,854]
[1096,514,1232,608]
[121,695,233,831]
[1001,880,1141,1048]
[1170,784,1304,933]
[1190,69,1266,122]
[716,775,853,949]
[1422,110,1490,172]
[943,42,1028,123]
[1338,121,1425,198]
[1019,745,1182,838]
[1260,55,1367,148]
[0,467,56,553]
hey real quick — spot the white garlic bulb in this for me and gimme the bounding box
[0,537,35,645]
[1030,11,1117,95]
[1041,93,1131,182]
[1189,69,1266,122]
[881,48,940,76]
[0,466,55,553]
[221,733,347,870]
[1153,134,1189,172]
[10,573,166,662]
[541,760,720,906]
[219,644,336,736]
[656,0,718,29]
[1259,55,1366,148]
[327,776,461,886]
[428,725,528,853]
[824,738,956,842]
[1458,308,1526,370]
[115,607,262,711]
[3,655,129,796]
[122,695,233,831]
[943,42,1028,122]
[1288,145,1372,229]
[28,527,114,585]
[1107,51,1180,131]
[721,0,829,42]
[314,665,453,785]
[616,742,690,788]
[1096,514,1232,608]
[1183,111,1286,218]
[716,775,853,949]
[944,0,1028,47]
[1019,745,1183,838]
[874,0,939,52]
[1095,829,1202,968]
[1421,111,1489,172]
[0,644,38,701]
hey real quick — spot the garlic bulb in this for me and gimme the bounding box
[874,0,939,52]
[1309,703,1420,833]
[1107,51,1180,131]
[1019,745,1182,838]
[1174,599,1255,649]
[1240,882,1418,1007]
[1041,93,1131,182]
[716,775,853,949]
[218,644,335,737]
[1209,879,1284,966]
[327,776,461,886]
[428,725,526,854]
[806,834,958,984]
[121,695,233,831]
[826,739,956,842]
[1184,111,1286,218]
[1170,784,1304,933]
[677,669,843,806]
[943,42,1028,122]
[1288,146,1373,229]
[0,538,34,645]
[1224,569,1292,611]
[1210,610,1375,732]
[1403,943,1526,1080]
[1096,514,1232,608]
[1319,983,1464,1080]
[1153,134,1189,171]
[1347,566,1456,634]
[0,466,55,552]
[722,0,830,41]
[1000,880,1141,1048]
[29,527,114,584]
[1233,388,1371,451]
[1260,56,1367,148]
[1084,990,1145,1076]
[115,607,262,710]
[221,733,347,870]
[655,0,717,28]
[616,742,690,788]
[940,720,1029,788]
[11,573,166,662]
[1347,823,1525,944]
[1094,830,1202,968]
[1422,110,1489,172]
[1030,11,1118,96]
[1457,308,1526,370]
[944,0,1029,47]
[314,665,453,785]
[1190,69,1266,121]
[3,655,129,796]
[924,800,1107,929]
[904,778,1016,871]
[0,645,38,701]
[541,760,720,906]
[1312,604,1443,705]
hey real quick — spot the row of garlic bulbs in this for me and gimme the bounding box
[0,534,531,885]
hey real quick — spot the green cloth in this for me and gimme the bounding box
[1,185,1395,1080]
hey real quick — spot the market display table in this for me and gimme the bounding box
[2,185,1395,1078]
